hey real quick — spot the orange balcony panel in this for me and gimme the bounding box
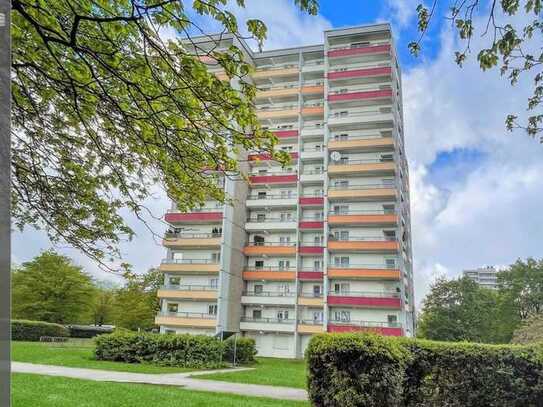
[301,85,324,95]
[155,316,216,328]
[162,237,222,248]
[243,246,297,256]
[253,67,299,79]
[328,267,400,280]
[157,289,217,300]
[158,263,220,273]
[257,88,299,98]
[257,109,298,120]
[328,137,394,151]
[328,162,395,175]
[328,214,398,226]
[298,297,324,306]
[301,106,324,116]
[328,240,399,252]
[243,271,296,281]
[298,324,324,334]
[328,188,396,200]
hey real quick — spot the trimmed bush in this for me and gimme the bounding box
[224,336,257,364]
[11,320,70,341]
[95,331,257,369]
[306,333,543,407]
[67,325,114,338]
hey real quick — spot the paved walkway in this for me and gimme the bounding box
[12,362,308,402]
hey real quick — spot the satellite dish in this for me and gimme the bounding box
[330,151,341,161]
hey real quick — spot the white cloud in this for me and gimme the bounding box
[386,0,418,28]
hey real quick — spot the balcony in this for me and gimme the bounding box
[301,105,324,117]
[298,269,324,280]
[162,232,222,249]
[245,216,297,231]
[328,136,394,152]
[243,242,297,256]
[328,237,399,253]
[241,291,296,306]
[301,123,325,137]
[298,244,325,255]
[246,193,297,208]
[327,211,398,226]
[248,151,298,164]
[328,66,392,81]
[297,320,324,334]
[165,211,223,224]
[299,196,324,206]
[256,105,298,120]
[271,129,299,139]
[327,44,391,59]
[299,220,325,230]
[300,147,325,160]
[249,172,298,185]
[157,285,218,300]
[253,65,299,79]
[328,108,394,128]
[243,267,296,281]
[300,84,324,95]
[328,88,393,104]
[328,159,395,176]
[327,320,403,336]
[240,316,295,333]
[328,291,401,308]
[155,311,217,328]
[159,259,220,273]
[328,184,397,201]
[298,295,324,307]
[327,265,400,280]
[256,84,299,99]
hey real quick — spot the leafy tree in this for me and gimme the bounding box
[12,251,96,324]
[511,313,543,344]
[90,287,116,326]
[113,268,162,330]
[409,1,542,139]
[417,276,501,343]
[11,0,317,268]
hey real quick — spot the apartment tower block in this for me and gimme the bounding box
[155,23,415,358]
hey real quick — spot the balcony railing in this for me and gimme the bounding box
[329,263,397,269]
[303,60,324,67]
[161,285,218,291]
[302,80,325,86]
[242,290,295,297]
[241,316,295,324]
[328,41,389,51]
[257,104,298,112]
[329,290,400,298]
[299,292,324,298]
[250,170,297,176]
[328,209,396,215]
[245,266,297,272]
[329,85,392,94]
[161,259,219,264]
[164,232,222,239]
[302,123,325,129]
[256,64,299,71]
[167,208,222,213]
[329,61,391,72]
[300,266,324,272]
[298,319,324,325]
[247,193,297,200]
[330,134,393,142]
[330,158,394,165]
[258,83,299,91]
[301,169,325,175]
[158,311,216,319]
[299,242,324,247]
[246,216,297,222]
[328,236,398,242]
[328,183,394,190]
[246,242,297,247]
[328,319,401,328]
[329,108,392,119]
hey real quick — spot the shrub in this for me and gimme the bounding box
[67,325,114,338]
[224,336,257,364]
[11,319,70,341]
[306,333,543,407]
[95,331,257,369]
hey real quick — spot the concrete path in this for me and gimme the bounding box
[12,362,308,402]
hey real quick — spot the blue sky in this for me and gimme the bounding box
[12,0,543,304]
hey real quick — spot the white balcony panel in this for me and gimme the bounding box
[245,221,297,231]
[300,150,325,160]
[300,173,325,183]
[240,321,296,333]
[328,112,394,128]
[241,295,297,306]
[246,198,298,208]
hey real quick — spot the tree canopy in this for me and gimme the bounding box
[11,0,317,269]
[409,0,542,140]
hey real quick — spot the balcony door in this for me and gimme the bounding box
[254,235,265,246]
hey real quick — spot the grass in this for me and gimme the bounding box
[11,341,194,374]
[195,357,308,389]
[11,374,309,407]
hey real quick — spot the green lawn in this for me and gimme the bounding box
[11,374,309,407]
[195,357,308,389]
[11,341,193,374]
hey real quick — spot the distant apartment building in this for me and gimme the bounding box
[155,23,415,358]
[463,266,499,290]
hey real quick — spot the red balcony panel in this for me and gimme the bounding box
[298,271,324,280]
[165,212,223,223]
[249,174,298,184]
[248,152,298,161]
[328,89,393,102]
[273,130,299,138]
[328,67,392,80]
[327,324,403,336]
[299,197,324,206]
[328,295,400,308]
[299,246,324,255]
[327,44,391,58]
[299,221,324,229]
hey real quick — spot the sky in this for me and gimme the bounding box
[12,0,543,305]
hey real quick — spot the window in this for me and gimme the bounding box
[254,284,263,295]
[384,230,396,241]
[313,285,322,297]
[279,284,290,294]
[334,310,350,322]
[169,277,181,286]
[210,278,219,289]
[208,304,218,315]
[165,329,176,334]
[387,315,398,326]
[351,42,369,48]
[334,133,349,141]
[167,303,178,313]
[313,189,324,197]
[385,258,396,269]
[279,236,291,245]
[313,260,323,271]
[334,256,349,267]
[254,236,265,246]
[256,213,266,222]
[334,283,350,294]
[252,309,262,319]
[258,169,268,175]
[334,180,349,188]
[281,145,293,151]
[334,110,348,118]
[255,260,264,269]
[333,205,349,215]
[380,154,394,162]
[280,190,293,198]
[382,178,395,186]
[313,311,323,322]
[334,230,349,241]
[257,191,267,199]
[277,310,289,320]
[383,204,395,214]
[211,252,221,262]
[314,235,324,245]
[278,260,290,270]
[280,212,292,221]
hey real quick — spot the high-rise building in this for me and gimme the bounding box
[463,266,499,290]
[155,23,415,358]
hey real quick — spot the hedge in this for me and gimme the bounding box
[224,336,257,364]
[306,333,543,407]
[67,325,114,338]
[95,331,256,368]
[11,320,70,341]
